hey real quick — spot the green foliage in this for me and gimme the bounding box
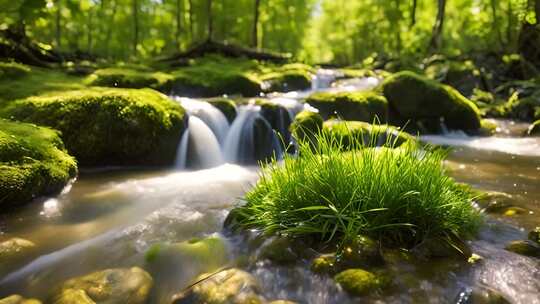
[0,61,31,79]
[382,71,482,132]
[0,118,77,208]
[305,91,388,122]
[0,88,185,166]
[232,126,481,248]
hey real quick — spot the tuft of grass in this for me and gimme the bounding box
[234,124,481,248]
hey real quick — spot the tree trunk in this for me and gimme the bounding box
[188,0,194,42]
[55,0,61,48]
[104,0,118,58]
[132,0,139,54]
[207,0,213,41]
[252,0,261,48]
[87,8,93,54]
[175,0,182,50]
[394,0,402,55]
[490,0,505,50]
[428,0,446,52]
[410,0,417,26]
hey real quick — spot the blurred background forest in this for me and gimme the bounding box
[0,0,539,65]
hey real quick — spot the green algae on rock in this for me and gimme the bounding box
[505,240,540,258]
[0,119,77,208]
[322,120,415,150]
[334,268,388,296]
[0,88,185,166]
[54,267,153,304]
[0,295,41,304]
[305,91,388,122]
[86,68,173,89]
[207,98,237,122]
[382,71,482,132]
[172,268,264,304]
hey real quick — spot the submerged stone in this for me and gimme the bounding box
[505,240,540,258]
[145,237,228,274]
[54,267,153,304]
[0,119,77,209]
[334,268,388,296]
[0,88,185,166]
[335,236,383,269]
[171,268,264,304]
[455,286,511,304]
[528,227,540,244]
[381,71,481,132]
[305,91,388,122]
[0,295,41,304]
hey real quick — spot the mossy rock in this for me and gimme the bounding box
[0,62,31,79]
[86,68,172,89]
[505,240,540,258]
[528,227,540,244]
[0,295,41,304]
[311,254,336,274]
[425,60,483,97]
[261,69,312,92]
[0,119,77,208]
[53,267,153,304]
[0,88,185,166]
[527,120,540,136]
[306,91,388,122]
[207,98,237,122]
[334,268,388,296]
[335,236,383,270]
[258,237,299,264]
[498,91,540,122]
[290,110,324,146]
[165,67,261,97]
[382,71,482,132]
[415,234,472,260]
[322,120,414,150]
[171,268,264,304]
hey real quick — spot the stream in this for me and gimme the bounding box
[0,71,539,304]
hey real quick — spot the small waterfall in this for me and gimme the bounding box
[174,98,289,169]
[176,116,224,169]
[311,69,343,90]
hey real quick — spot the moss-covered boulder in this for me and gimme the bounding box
[425,60,483,97]
[0,62,31,79]
[0,119,77,208]
[322,120,414,150]
[53,267,153,304]
[261,69,312,92]
[501,92,540,122]
[86,68,172,89]
[0,238,37,276]
[0,295,41,304]
[336,236,383,269]
[306,91,388,122]
[257,237,299,264]
[0,88,185,166]
[290,110,324,146]
[207,98,237,123]
[505,240,540,258]
[334,268,388,296]
[311,254,336,274]
[172,268,264,304]
[382,71,482,132]
[528,120,540,136]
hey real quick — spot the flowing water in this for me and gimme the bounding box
[1,71,539,303]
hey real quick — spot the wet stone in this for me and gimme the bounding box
[528,227,540,244]
[504,240,540,258]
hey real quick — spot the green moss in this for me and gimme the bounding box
[305,91,388,122]
[86,68,173,89]
[261,69,312,92]
[207,98,237,122]
[0,119,77,208]
[0,88,185,166]
[322,120,414,150]
[382,71,482,132]
[502,92,540,122]
[334,269,387,296]
[0,67,86,103]
[290,110,324,145]
[425,60,482,97]
[0,295,42,304]
[0,62,32,79]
